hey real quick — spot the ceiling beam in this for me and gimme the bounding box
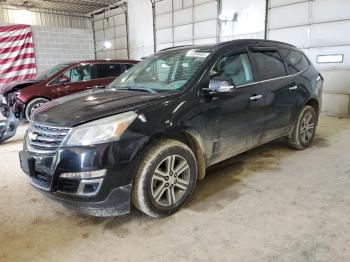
[41,0,108,8]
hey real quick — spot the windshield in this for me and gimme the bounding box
[110,49,211,92]
[36,64,69,81]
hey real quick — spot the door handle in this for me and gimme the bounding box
[289,85,298,91]
[250,94,263,101]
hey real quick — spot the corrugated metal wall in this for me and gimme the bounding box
[0,5,91,29]
[268,0,350,116]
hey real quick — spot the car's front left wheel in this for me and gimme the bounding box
[132,139,197,218]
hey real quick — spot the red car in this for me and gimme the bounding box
[0,60,138,120]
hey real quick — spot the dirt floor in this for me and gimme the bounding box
[0,116,350,262]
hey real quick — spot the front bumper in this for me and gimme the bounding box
[19,139,145,217]
[41,184,131,217]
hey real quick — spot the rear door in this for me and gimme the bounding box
[279,48,312,121]
[250,48,297,143]
[87,63,123,88]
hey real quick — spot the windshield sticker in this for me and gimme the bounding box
[186,50,210,58]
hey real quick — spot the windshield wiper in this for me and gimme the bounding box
[116,85,157,93]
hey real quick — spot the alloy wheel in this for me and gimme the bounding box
[31,102,45,115]
[151,155,191,207]
[300,112,315,144]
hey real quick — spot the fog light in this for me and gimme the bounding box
[83,183,100,194]
[60,170,106,179]
[77,178,104,197]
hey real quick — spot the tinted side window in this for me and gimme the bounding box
[280,49,310,74]
[253,51,286,81]
[212,53,253,86]
[125,64,134,70]
[95,64,122,78]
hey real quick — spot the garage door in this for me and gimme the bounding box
[155,0,219,51]
[267,0,350,116]
[94,7,129,59]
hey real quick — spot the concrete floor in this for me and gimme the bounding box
[0,116,350,262]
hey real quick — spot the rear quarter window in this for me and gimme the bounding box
[280,49,310,74]
[125,64,134,70]
[95,64,122,78]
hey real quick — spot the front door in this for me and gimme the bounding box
[203,51,265,165]
[49,64,93,98]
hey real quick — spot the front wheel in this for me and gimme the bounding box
[132,139,197,218]
[288,105,317,150]
[25,98,49,121]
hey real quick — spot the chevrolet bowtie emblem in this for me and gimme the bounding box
[28,132,38,141]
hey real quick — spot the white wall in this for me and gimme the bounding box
[32,26,95,75]
[128,0,154,59]
[0,5,95,75]
[267,0,350,116]
[220,0,265,41]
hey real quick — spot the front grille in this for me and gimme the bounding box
[26,123,71,154]
[30,172,53,190]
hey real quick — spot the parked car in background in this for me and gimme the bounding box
[0,60,138,120]
[19,40,323,218]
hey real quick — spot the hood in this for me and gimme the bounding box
[33,88,169,127]
[0,79,41,95]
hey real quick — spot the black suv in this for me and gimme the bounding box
[19,40,323,218]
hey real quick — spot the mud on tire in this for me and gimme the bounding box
[132,139,197,218]
[288,105,317,150]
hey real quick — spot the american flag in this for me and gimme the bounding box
[0,24,37,85]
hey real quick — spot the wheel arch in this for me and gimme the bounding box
[26,96,51,105]
[152,128,207,180]
[305,98,320,117]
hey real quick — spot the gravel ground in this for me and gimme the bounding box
[0,116,349,262]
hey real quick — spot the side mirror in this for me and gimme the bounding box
[58,75,70,84]
[207,77,236,95]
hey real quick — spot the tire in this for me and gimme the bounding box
[25,98,49,121]
[288,105,317,150]
[132,139,197,218]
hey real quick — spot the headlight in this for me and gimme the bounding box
[65,111,137,146]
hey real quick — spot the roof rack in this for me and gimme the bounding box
[159,45,194,52]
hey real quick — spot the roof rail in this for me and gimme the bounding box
[159,45,194,52]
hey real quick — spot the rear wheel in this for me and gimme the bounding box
[288,105,317,150]
[25,98,49,121]
[132,139,197,218]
